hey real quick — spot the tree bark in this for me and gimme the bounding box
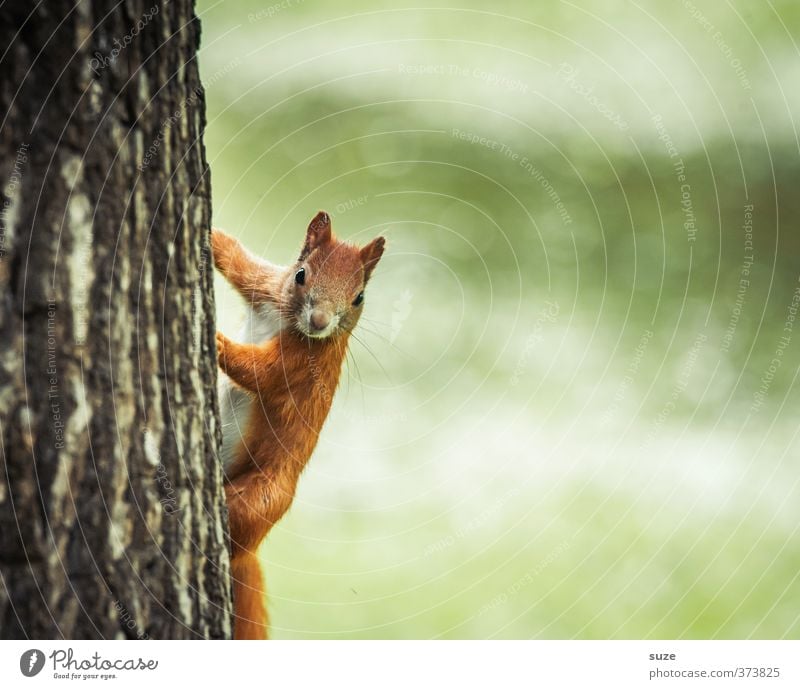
[0,0,231,639]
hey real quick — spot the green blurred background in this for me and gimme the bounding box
[197,0,800,638]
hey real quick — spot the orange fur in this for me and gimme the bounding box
[230,553,269,639]
[213,212,385,639]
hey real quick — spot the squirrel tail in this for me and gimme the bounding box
[231,552,269,639]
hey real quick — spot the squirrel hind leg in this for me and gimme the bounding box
[232,553,269,640]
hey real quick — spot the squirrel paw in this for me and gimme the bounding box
[210,228,236,270]
[215,331,228,366]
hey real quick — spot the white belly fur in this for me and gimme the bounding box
[219,300,285,471]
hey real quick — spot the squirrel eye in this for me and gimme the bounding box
[295,267,306,285]
[352,291,364,307]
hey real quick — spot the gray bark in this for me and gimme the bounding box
[0,0,232,639]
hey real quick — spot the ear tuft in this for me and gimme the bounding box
[300,211,332,259]
[361,236,385,282]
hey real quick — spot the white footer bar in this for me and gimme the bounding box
[2,640,797,688]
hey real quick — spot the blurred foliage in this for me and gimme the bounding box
[197,0,800,638]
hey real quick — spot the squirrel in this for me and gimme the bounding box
[212,211,385,640]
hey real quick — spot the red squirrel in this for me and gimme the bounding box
[212,211,385,640]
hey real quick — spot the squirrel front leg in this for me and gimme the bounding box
[211,228,283,304]
[216,331,280,393]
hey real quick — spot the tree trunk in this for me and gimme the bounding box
[0,0,232,639]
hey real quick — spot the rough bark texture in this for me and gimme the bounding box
[0,0,232,639]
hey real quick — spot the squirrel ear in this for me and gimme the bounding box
[300,211,332,260]
[361,236,385,282]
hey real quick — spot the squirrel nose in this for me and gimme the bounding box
[309,309,331,332]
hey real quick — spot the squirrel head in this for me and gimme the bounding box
[282,211,385,340]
